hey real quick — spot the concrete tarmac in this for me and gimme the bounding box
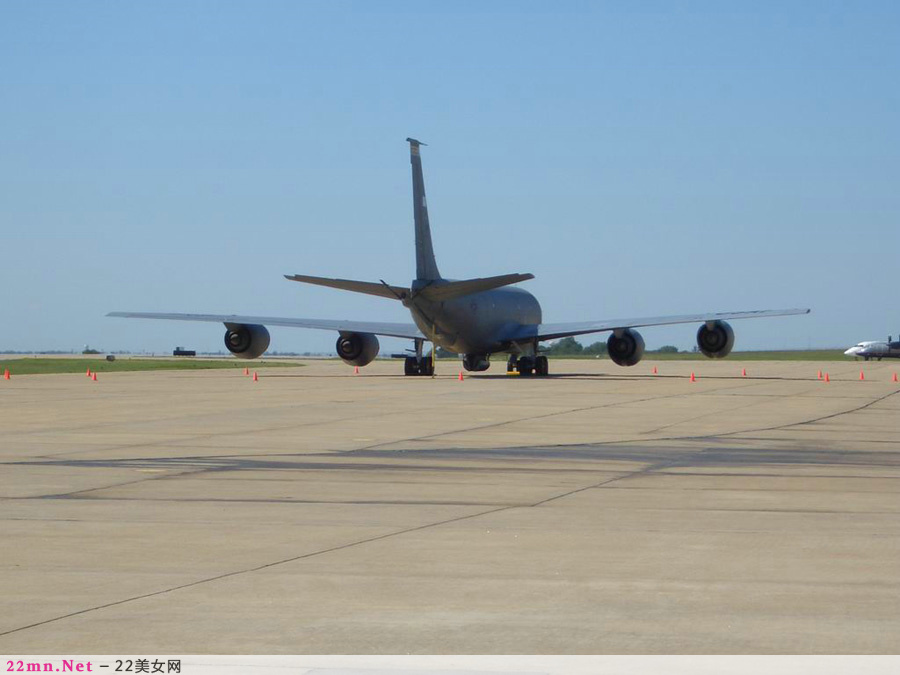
[1,358,898,653]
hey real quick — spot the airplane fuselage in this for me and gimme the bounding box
[405,285,542,355]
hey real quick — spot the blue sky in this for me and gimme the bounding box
[2,2,897,354]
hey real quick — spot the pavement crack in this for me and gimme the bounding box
[709,387,900,438]
[0,454,682,639]
[350,387,735,452]
[0,503,517,639]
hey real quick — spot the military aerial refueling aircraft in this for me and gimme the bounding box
[844,336,900,360]
[110,139,809,376]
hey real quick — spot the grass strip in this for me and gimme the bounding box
[0,357,302,375]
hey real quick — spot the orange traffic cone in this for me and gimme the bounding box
[817,370,822,380]
[86,368,91,377]
[3,369,9,380]
[859,370,865,381]
[243,367,249,376]
[824,373,830,383]
[354,366,360,375]
[458,371,464,381]
[741,367,747,377]
[91,372,97,381]
[689,372,696,382]
[252,371,259,382]
[651,365,658,375]
[893,373,898,383]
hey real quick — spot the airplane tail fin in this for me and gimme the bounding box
[407,138,442,281]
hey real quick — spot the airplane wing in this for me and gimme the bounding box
[507,308,811,343]
[107,312,424,340]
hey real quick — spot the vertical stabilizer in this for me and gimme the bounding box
[407,138,442,281]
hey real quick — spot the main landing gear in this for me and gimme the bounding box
[404,355,434,376]
[404,339,434,376]
[507,355,549,376]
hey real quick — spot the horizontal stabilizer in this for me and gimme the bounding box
[418,273,534,301]
[285,274,409,300]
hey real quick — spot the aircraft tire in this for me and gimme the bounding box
[517,357,534,376]
[404,357,420,376]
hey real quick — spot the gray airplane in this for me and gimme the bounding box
[844,336,900,360]
[110,138,809,376]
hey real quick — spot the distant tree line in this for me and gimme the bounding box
[541,338,682,356]
[541,337,607,356]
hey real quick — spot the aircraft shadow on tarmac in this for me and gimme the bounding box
[258,371,823,383]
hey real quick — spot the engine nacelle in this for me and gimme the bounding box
[697,320,735,358]
[462,353,490,372]
[224,324,270,359]
[335,332,379,367]
[607,328,645,367]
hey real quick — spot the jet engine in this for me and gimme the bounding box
[462,353,490,372]
[607,328,645,367]
[335,332,379,367]
[224,324,271,359]
[696,320,735,358]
